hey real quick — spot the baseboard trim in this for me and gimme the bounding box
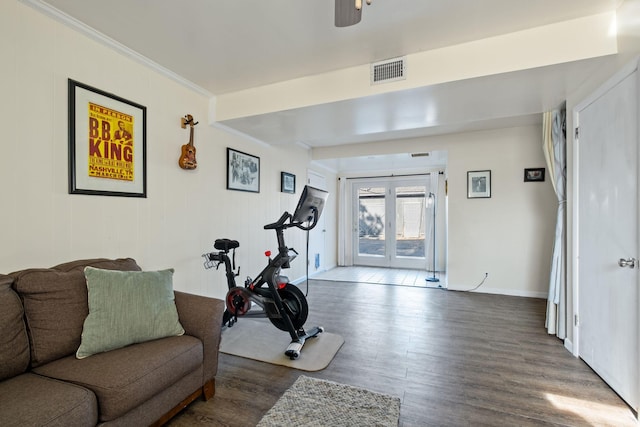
[447,285,547,299]
[564,338,574,355]
[292,266,338,286]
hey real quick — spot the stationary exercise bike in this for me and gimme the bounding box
[203,185,329,359]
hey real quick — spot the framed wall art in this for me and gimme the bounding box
[524,167,545,182]
[467,170,491,199]
[281,172,296,194]
[227,147,260,193]
[68,79,147,197]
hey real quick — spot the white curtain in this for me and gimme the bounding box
[337,177,349,266]
[426,172,441,273]
[543,108,567,339]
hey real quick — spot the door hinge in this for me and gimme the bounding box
[574,127,579,139]
[574,314,579,326]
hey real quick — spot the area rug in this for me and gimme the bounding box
[257,375,401,426]
[219,319,344,371]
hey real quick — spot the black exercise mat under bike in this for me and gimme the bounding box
[219,318,344,371]
[203,185,335,361]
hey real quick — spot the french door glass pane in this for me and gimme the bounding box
[395,186,426,258]
[358,187,385,256]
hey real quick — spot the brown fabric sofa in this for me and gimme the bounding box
[0,258,225,427]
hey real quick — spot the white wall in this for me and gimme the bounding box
[447,127,557,297]
[315,125,558,297]
[0,2,336,300]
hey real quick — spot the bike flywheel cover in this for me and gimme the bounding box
[225,287,251,316]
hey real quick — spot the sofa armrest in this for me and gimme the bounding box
[173,291,225,386]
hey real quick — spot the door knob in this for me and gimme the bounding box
[618,258,636,268]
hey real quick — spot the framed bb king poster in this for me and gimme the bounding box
[68,79,147,197]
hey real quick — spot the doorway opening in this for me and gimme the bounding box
[344,173,446,287]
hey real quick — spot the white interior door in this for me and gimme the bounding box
[307,171,326,274]
[576,64,639,411]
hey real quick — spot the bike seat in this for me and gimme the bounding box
[214,238,239,251]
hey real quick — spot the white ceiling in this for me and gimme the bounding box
[31,0,623,172]
[218,57,609,148]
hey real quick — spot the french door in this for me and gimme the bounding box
[353,177,429,269]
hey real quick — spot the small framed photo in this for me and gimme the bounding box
[227,148,260,193]
[281,172,296,194]
[467,170,491,199]
[68,79,147,197]
[524,168,545,182]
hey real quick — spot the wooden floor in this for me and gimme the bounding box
[168,279,636,426]
[312,266,447,288]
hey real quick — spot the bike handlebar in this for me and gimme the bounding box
[264,212,291,230]
[263,208,319,231]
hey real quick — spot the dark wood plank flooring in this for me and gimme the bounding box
[168,280,636,426]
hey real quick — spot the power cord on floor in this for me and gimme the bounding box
[453,272,488,292]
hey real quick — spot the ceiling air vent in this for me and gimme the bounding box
[371,57,406,85]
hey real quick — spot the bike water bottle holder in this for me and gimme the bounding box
[202,253,219,270]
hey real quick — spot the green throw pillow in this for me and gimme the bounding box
[76,267,184,359]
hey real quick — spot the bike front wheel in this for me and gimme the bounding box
[269,284,308,332]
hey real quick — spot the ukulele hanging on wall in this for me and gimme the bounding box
[179,114,198,170]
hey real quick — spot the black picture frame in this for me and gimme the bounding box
[68,79,147,197]
[524,168,545,182]
[467,170,491,199]
[227,147,260,193]
[281,172,296,194]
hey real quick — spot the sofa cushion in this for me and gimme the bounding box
[0,275,30,381]
[0,373,97,427]
[52,257,141,274]
[77,267,185,359]
[34,335,203,422]
[10,258,140,368]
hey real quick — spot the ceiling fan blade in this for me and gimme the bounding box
[335,0,361,27]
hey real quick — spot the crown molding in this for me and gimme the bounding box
[20,0,213,98]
